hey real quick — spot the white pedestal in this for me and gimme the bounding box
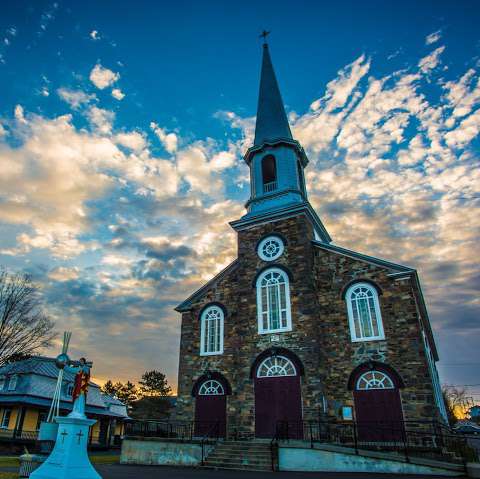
[30,416,101,479]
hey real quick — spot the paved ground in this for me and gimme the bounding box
[96,464,467,478]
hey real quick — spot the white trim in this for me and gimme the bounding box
[198,379,225,395]
[345,282,385,342]
[257,355,297,377]
[356,370,394,390]
[256,267,292,334]
[199,305,224,356]
[257,236,284,261]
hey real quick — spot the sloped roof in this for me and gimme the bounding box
[175,260,239,312]
[254,43,293,146]
[0,356,128,418]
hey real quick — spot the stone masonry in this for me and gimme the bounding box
[175,213,441,438]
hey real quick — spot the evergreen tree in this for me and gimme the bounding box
[138,370,172,397]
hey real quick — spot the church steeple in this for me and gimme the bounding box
[230,39,331,244]
[254,43,293,146]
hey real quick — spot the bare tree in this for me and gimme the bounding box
[0,269,56,366]
[442,385,474,425]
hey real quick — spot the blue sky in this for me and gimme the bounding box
[0,1,479,402]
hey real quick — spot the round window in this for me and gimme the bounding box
[258,236,284,261]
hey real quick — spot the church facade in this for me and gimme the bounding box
[175,42,447,440]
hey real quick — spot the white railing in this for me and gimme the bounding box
[263,181,277,193]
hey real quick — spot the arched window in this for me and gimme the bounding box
[200,306,224,356]
[346,282,385,342]
[198,380,225,395]
[257,355,296,377]
[262,155,277,193]
[356,371,394,390]
[257,268,292,334]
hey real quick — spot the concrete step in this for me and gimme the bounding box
[203,461,272,472]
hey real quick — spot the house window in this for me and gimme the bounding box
[198,380,224,395]
[36,412,47,430]
[200,306,224,356]
[0,409,11,429]
[257,235,284,261]
[0,376,5,391]
[357,371,394,390]
[8,375,18,391]
[257,356,296,377]
[257,268,292,334]
[345,282,385,342]
[261,155,277,193]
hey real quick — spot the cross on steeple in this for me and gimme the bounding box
[60,429,68,443]
[76,429,84,444]
[259,30,270,44]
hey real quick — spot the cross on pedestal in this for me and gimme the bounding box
[60,429,68,444]
[76,429,84,444]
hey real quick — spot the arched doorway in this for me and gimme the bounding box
[353,369,405,442]
[194,379,227,437]
[254,355,303,439]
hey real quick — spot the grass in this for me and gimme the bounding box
[0,473,17,479]
[89,454,120,465]
[0,458,18,467]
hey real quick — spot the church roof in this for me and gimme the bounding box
[175,260,239,312]
[254,43,293,146]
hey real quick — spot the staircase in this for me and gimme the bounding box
[203,440,272,471]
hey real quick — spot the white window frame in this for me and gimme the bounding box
[257,236,285,262]
[198,380,225,395]
[356,370,394,390]
[0,409,11,429]
[200,306,224,356]
[8,375,18,391]
[346,282,385,342]
[256,268,292,334]
[257,355,297,377]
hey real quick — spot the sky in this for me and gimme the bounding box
[0,0,479,400]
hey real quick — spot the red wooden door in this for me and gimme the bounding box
[194,395,226,437]
[354,389,404,441]
[255,375,303,439]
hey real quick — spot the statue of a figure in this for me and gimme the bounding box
[64,357,91,418]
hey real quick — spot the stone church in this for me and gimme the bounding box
[175,42,447,440]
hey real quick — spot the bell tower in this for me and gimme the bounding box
[230,41,331,243]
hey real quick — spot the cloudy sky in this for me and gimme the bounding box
[0,0,479,399]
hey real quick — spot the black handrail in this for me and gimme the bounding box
[201,421,220,466]
[270,423,280,471]
[274,419,477,466]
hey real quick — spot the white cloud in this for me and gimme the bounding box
[115,131,146,152]
[418,46,445,74]
[425,30,441,45]
[57,88,96,109]
[86,106,115,134]
[111,88,125,100]
[150,122,178,153]
[89,63,120,90]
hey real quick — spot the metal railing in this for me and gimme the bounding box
[263,181,277,193]
[124,420,227,442]
[274,420,478,466]
[201,421,221,466]
[0,428,39,441]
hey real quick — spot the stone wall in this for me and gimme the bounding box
[176,212,441,438]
